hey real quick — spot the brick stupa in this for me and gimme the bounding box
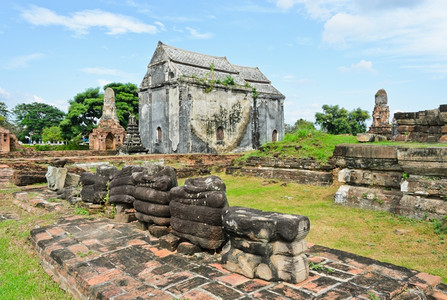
[89,88,125,151]
[368,89,392,139]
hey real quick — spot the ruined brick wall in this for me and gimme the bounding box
[394,105,447,143]
[333,144,447,220]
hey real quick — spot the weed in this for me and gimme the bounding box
[433,216,447,235]
[368,292,380,300]
[74,205,90,216]
[402,172,409,180]
[309,261,334,273]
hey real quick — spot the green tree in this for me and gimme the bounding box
[60,83,139,141]
[315,104,369,135]
[42,126,62,143]
[285,118,315,134]
[348,107,370,135]
[12,102,65,142]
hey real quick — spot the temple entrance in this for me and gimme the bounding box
[105,133,115,150]
[272,130,278,142]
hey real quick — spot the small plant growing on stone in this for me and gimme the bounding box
[74,204,90,216]
[402,172,409,180]
[309,261,334,273]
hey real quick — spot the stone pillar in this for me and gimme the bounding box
[222,206,310,284]
[368,89,392,139]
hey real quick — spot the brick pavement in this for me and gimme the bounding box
[30,216,447,300]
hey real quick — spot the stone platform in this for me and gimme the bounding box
[31,217,447,300]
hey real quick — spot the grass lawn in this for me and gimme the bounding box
[0,186,73,300]
[218,173,447,283]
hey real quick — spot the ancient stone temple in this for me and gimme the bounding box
[368,89,392,139]
[120,115,147,154]
[89,88,126,151]
[138,41,285,154]
[0,127,20,153]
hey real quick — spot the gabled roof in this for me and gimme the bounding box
[148,41,283,96]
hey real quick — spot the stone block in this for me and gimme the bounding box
[401,176,447,198]
[356,133,375,143]
[222,207,310,243]
[337,168,402,188]
[148,224,170,237]
[177,242,201,255]
[159,233,181,251]
[64,173,80,188]
[334,185,403,214]
[46,166,68,191]
[222,207,310,284]
[398,195,447,220]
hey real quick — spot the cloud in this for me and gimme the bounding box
[0,87,11,99]
[276,0,447,59]
[20,5,158,35]
[339,60,376,73]
[81,67,121,76]
[98,79,113,88]
[5,53,44,69]
[186,27,213,39]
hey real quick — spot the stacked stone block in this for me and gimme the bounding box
[222,206,310,284]
[394,105,447,143]
[334,144,447,220]
[108,165,143,209]
[80,165,117,204]
[169,175,228,250]
[132,165,177,226]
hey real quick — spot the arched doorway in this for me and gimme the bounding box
[157,127,162,143]
[272,129,278,142]
[216,126,224,141]
[105,133,115,150]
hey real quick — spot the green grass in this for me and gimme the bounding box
[239,128,447,164]
[0,218,71,300]
[220,173,447,283]
[241,129,358,163]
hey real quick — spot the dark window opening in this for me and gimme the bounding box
[216,127,224,141]
[157,127,162,142]
[272,130,278,142]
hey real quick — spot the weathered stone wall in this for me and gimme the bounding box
[139,81,276,154]
[334,144,447,220]
[227,156,334,186]
[394,105,447,143]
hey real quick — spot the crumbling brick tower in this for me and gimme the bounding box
[368,89,392,139]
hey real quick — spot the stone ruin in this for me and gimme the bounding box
[89,88,126,151]
[77,164,310,284]
[170,175,228,250]
[133,165,177,227]
[394,105,447,143]
[120,114,147,155]
[0,126,20,153]
[358,89,392,142]
[222,207,310,283]
[368,89,392,139]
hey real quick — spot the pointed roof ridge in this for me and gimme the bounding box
[159,42,238,74]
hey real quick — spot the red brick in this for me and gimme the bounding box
[86,268,123,286]
[182,289,217,300]
[236,278,271,293]
[34,231,52,242]
[112,274,144,292]
[127,238,147,246]
[47,226,65,236]
[409,272,442,290]
[68,243,90,255]
[217,273,250,286]
[209,263,231,274]
[431,291,447,300]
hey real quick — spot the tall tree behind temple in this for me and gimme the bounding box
[60,83,139,141]
[12,102,65,143]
